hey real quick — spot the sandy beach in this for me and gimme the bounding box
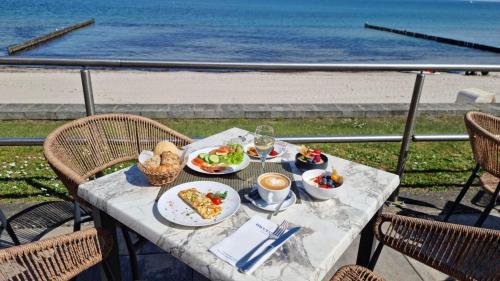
[0,68,498,104]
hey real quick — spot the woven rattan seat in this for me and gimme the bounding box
[0,227,111,281]
[444,112,500,227]
[331,213,500,281]
[44,113,193,203]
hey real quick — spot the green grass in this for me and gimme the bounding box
[0,116,474,203]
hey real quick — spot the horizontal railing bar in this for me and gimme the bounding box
[0,57,500,72]
[0,138,46,146]
[0,134,469,146]
[412,134,469,142]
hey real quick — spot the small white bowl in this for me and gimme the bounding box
[301,169,342,200]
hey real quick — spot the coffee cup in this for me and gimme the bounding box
[257,172,291,204]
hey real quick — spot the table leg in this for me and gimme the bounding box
[93,207,122,281]
[356,209,380,267]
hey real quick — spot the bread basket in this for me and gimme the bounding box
[137,162,184,186]
[138,149,188,186]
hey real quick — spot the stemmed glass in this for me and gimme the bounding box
[254,125,275,172]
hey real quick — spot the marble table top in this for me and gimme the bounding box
[78,127,399,281]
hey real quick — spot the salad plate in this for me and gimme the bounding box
[187,145,250,175]
[156,181,241,227]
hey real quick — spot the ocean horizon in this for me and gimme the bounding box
[1,0,500,63]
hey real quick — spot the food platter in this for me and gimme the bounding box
[156,181,241,227]
[187,146,250,175]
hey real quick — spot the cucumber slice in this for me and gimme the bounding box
[208,154,219,164]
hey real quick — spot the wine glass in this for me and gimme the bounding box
[254,125,275,172]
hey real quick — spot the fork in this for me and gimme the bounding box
[236,220,289,271]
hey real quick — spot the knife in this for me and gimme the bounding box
[238,226,300,273]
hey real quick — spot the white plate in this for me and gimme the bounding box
[244,187,296,212]
[187,146,250,175]
[156,181,241,227]
[244,143,286,159]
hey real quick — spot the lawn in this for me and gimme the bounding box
[0,116,474,203]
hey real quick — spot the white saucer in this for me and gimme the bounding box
[244,188,296,212]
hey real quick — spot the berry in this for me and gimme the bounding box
[314,155,321,163]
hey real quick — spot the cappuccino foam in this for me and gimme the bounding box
[259,174,290,190]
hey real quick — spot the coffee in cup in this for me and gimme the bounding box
[257,173,291,204]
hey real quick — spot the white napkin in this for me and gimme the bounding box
[210,216,294,274]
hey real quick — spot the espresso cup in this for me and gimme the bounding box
[257,172,291,204]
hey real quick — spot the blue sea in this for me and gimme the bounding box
[1,0,500,63]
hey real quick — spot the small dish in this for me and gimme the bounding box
[244,187,296,212]
[245,144,285,159]
[301,169,343,200]
[295,153,328,171]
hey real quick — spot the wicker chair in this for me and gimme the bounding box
[43,113,193,280]
[444,111,500,227]
[43,113,193,230]
[331,213,500,281]
[0,227,112,281]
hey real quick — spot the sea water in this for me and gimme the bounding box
[1,0,499,63]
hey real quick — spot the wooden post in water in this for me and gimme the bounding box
[7,19,95,55]
[364,22,500,53]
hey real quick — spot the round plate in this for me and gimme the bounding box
[244,143,286,159]
[156,181,241,227]
[187,146,251,175]
[244,188,296,212]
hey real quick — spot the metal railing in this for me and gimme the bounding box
[1,57,499,202]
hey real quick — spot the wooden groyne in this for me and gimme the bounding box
[364,23,500,54]
[8,19,95,55]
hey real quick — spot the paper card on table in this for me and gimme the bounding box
[209,215,294,274]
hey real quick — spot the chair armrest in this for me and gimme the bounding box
[374,213,500,281]
[0,227,112,280]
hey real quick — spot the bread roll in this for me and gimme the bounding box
[161,151,179,165]
[144,155,161,170]
[154,141,178,156]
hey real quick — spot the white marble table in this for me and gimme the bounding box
[78,127,399,281]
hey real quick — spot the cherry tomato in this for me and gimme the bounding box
[206,192,213,199]
[270,149,278,156]
[211,197,222,205]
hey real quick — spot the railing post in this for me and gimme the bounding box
[389,72,425,203]
[80,68,96,116]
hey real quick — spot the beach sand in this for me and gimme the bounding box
[0,68,498,104]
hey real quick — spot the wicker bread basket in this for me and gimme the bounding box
[137,161,184,186]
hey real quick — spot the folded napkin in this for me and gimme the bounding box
[210,216,295,274]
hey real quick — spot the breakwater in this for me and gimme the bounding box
[365,23,500,54]
[8,19,95,55]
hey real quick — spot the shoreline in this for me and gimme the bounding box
[0,67,498,104]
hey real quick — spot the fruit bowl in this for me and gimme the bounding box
[295,153,328,171]
[301,169,342,200]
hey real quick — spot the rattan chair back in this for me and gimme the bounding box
[0,228,111,281]
[465,111,500,178]
[375,213,500,281]
[44,114,192,200]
